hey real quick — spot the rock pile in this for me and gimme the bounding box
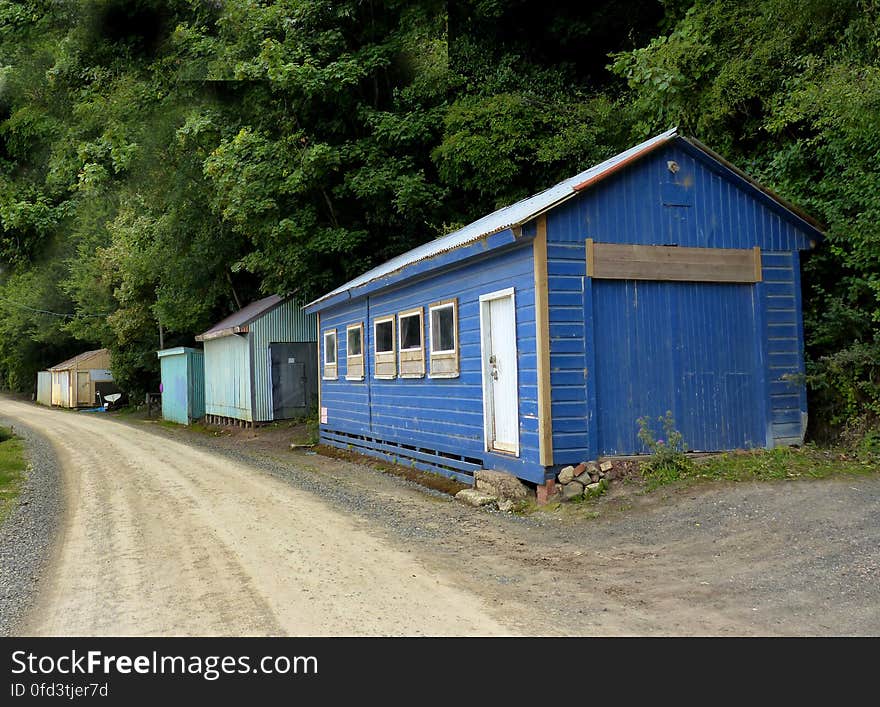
[554,460,620,502]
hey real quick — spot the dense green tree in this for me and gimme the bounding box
[0,0,877,436]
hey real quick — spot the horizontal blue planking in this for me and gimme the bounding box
[761,250,807,445]
[318,243,546,484]
[320,298,371,434]
[545,237,588,463]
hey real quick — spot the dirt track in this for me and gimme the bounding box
[2,397,879,636]
[0,399,515,636]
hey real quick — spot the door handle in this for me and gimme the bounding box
[491,367,499,380]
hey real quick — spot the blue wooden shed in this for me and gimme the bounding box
[157,347,205,425]
[304,128,822,490]
[196,294,318,425]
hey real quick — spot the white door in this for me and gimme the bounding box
[480,289,519,455]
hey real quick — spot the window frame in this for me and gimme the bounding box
[373,315,397,379]
[428,299,459,378]
[397,307,425,378]
[345,322,364,381]
[322,329,338,380]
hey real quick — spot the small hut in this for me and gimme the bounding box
[36,371,52,406]
[196,295,317,425]
[305,129,823,490]
[48,348,117,408]
[157,347,205,425]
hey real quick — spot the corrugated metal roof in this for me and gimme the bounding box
[305,128,679,309]
[48,348,108,371]
[196,294,284,341]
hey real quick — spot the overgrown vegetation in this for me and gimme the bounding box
[0,425,26,523]
[637,411,694,488]
[0,1,878,439]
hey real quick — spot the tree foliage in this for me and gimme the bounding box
[0,0,877,435]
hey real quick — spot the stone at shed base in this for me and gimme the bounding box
[536,479,559,505]
[497,499,515,513]
[474,469,529,501]
[557,466,576,484]
[455,488,497,507]
[563,481,585,500]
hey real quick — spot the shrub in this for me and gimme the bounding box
[636,411,693,485]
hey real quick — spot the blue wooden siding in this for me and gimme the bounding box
[250,298,317,422]
[204,335,253,421]
[544,142,812,461]
[592,281,763,455]
[319,243,544,483]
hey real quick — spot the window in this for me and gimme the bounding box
[323,329,337,379]
[429,299,459,377]
[374,316,396,378]
[346,323,364,380]
[398,307,425,378]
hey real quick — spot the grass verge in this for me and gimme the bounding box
[644,443,880,491]
[0,426,27,525]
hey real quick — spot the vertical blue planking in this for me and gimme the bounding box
[592,281,763,454]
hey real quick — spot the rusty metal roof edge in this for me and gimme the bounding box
[197,293,302,340]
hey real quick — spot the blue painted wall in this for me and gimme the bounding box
[315,140,815,483]
[544,142,813,463]
[319,240,543,483]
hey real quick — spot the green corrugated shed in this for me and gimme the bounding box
[196,295,317,423]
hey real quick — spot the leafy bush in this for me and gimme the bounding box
[637,411,693,486]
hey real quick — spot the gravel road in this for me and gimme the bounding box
[1,396,878,636]
[0,415,62,636]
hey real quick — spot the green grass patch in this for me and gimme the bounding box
[0,426,27,525]
[654,444,880,490]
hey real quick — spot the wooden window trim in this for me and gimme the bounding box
[428,299,459,379]
[346,322,364,381]
[322,329,337,380]
[373,316,396,379]
[398,307,425,379]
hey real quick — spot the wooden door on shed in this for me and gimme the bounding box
[593,280,763,455]
[76,371,91,405]
[269,343,316,420]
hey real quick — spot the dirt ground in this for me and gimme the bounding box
[2,397,879,636]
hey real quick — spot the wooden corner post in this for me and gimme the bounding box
[534,215,553,467]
